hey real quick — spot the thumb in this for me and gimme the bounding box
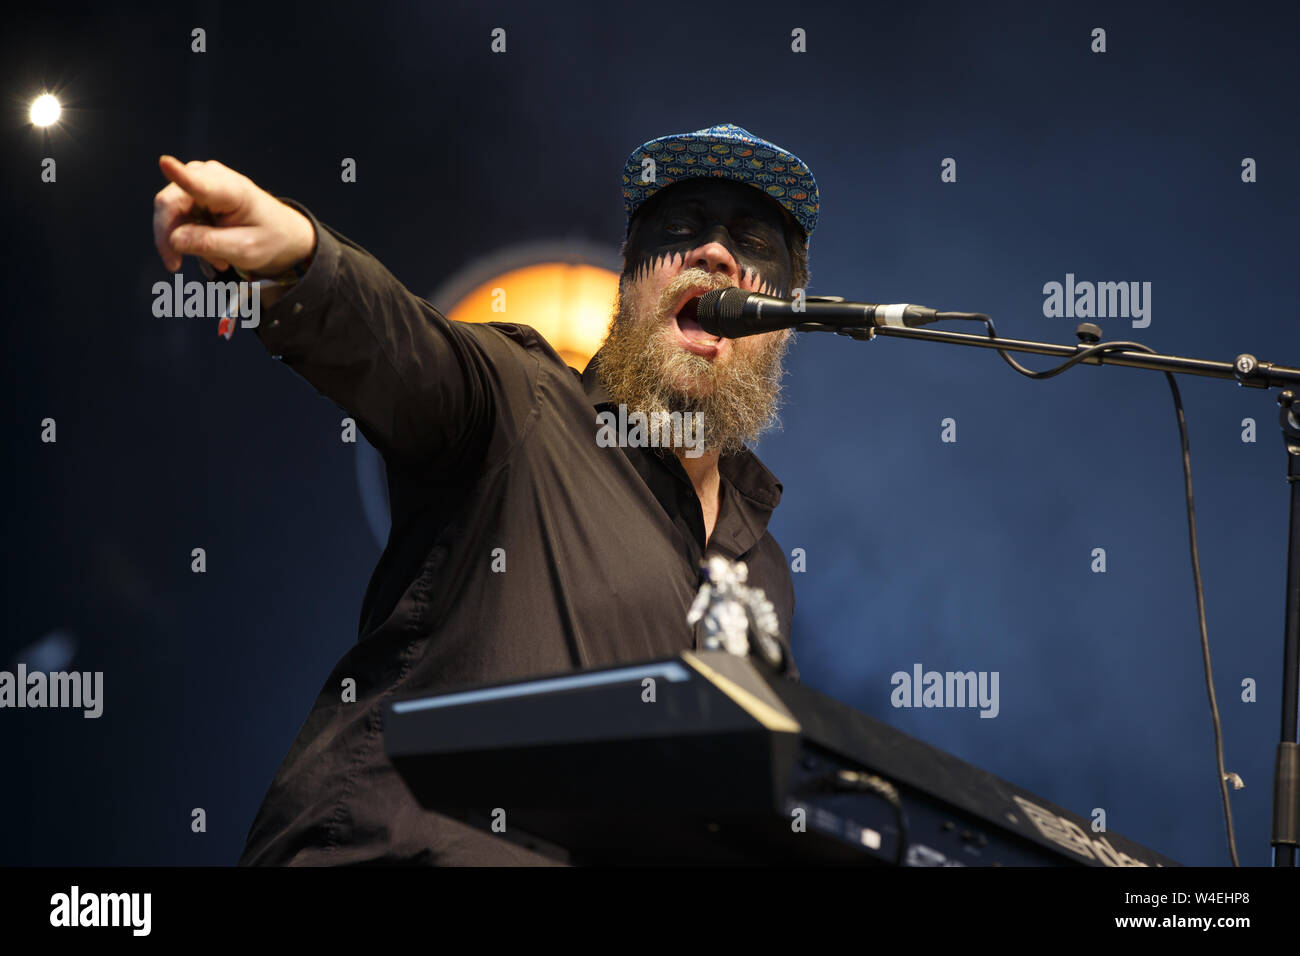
[169,224,263,273]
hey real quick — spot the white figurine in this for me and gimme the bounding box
[686,556,784,668]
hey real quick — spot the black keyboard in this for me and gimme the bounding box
[384,651,1178,866]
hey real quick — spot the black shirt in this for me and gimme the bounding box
[237,202,798,865]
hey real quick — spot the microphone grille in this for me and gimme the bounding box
[696,287,748,323]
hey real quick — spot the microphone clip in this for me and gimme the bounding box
[795,297,878,340]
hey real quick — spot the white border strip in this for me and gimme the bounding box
[391,661,692,714]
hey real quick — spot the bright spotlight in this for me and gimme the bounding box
[30,93,61,127]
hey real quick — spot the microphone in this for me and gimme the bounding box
[694,288,955,339]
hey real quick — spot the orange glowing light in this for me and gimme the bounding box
[446,262,618,370]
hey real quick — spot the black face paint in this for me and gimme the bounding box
[622,179,795,296]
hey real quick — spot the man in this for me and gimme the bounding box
[152,123,819,865]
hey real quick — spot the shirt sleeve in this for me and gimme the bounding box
[253,199,539,476]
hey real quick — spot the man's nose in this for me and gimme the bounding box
[688,237,740,280]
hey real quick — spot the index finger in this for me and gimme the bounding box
[157,155,243,214]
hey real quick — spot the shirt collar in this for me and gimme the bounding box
[578,348,784,514]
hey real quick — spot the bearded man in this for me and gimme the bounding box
[152,123,819,865]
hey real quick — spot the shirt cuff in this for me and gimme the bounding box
[253,198,341,356]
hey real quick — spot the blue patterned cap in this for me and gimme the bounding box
[622,123,819,241]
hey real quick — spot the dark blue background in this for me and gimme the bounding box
[3,0,1296,866]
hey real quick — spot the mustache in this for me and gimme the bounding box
[654,268,739,321]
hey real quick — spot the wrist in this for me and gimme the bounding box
[239,212,314,283]
[240,206,316,279]
[288,207,317,269]
[236,256,311,284]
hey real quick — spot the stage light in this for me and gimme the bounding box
[431,240,620,370]
[29,93,61,127]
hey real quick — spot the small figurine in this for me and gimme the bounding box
[686,555,785,670]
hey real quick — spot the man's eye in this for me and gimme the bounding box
[743,234,770,252]
[665,220,696,235]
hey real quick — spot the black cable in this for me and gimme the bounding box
[941,314,1241,866]
[1163,371,1241,868]
[807,769,910,865]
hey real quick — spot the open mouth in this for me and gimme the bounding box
[673,293,722,351]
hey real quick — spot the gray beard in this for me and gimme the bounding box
[596,269,791,457]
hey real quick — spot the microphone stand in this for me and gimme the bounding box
[800,317,1300,867]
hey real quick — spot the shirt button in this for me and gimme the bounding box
[292,302,304,314]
